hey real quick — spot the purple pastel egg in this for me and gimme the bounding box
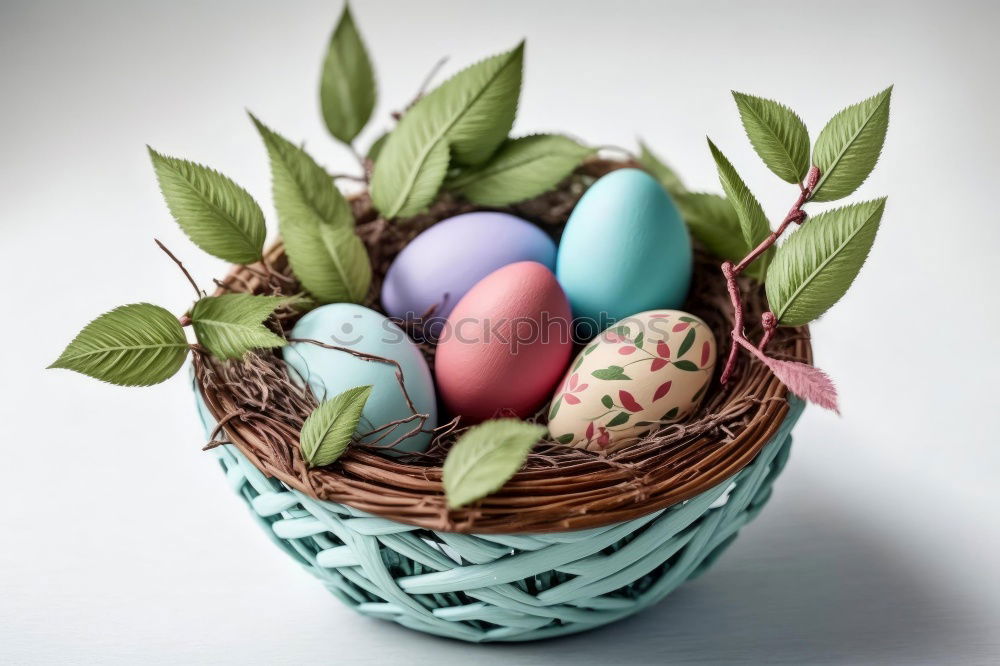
[381,212,557,335]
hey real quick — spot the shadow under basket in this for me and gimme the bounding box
[195,395,802,643]
[190,159,813,642]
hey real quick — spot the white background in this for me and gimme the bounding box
[2,1,999,663]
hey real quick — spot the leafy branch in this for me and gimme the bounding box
[706,87,892,411]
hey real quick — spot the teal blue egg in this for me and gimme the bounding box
[556,168,692,335]
[283,303,437,453]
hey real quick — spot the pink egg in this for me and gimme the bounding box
[436,261,573,423]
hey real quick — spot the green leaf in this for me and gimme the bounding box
[443,419,545,508]
[633,331,644,349]
[662,407,679,420]
[675,192,745,261]
[250,114,371,303]
[148,148,265,264]
[448,134,593,206]
[672,360,699,371]
[637,140,686,197]
[592,366,631,381]
[707,139,772,274]
[766,198,885,326]
[320,3,376,144]
[319,224,373,303]
[555,433,574,445]
[190,294,287,361]
[299,385,373,467]
[370,43,524,218]
[600,394,613,409]
[674,192,768,280]
[677,328,696,357]
[606,412,630,427]
[49,304,188,386]
[811,87,892,202]
[732,92,810,184]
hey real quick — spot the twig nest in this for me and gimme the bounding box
[547,310,717,451]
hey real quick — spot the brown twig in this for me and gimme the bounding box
[391,56,449,121]
[719,166,819,384]
[154,239,202,298]
[287,337,428,450]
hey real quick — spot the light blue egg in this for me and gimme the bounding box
[556,168,692,335]
[283,303,437,454]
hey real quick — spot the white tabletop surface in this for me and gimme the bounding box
[2,1,998,663]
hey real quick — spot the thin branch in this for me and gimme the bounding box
[392,55,449,121]
[287,337,428,451]
[154,238,203,298]
[719,166,820,384]
[758,311,777,351]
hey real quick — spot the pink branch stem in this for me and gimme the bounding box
[719,166,820,384]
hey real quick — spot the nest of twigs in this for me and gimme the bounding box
[193,158,812,534]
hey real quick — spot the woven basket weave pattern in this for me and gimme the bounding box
[201,392,803,642]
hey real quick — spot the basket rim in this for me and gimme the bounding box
[193,158,812,534]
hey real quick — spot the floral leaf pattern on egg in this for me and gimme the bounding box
[592,366,631,380]
[547,310,718,453]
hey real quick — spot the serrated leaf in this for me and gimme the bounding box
[190,294,287,361]
[448,134,593,205]
[300,385,373,467]
[707,139,772,274]
[148,148,265,264]
[442,419,545,508]
[766,198,885,326]
[370,43,524,218]
[250,114,371,303]
[811,87,892,202]
[319,224,373,302]
[673,192,768,280]
[49,304,188,386]
[637,141,686,197]
[732,92,810,184]
[320,3,376,144]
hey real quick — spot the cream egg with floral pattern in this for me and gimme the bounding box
[547,310,717,452]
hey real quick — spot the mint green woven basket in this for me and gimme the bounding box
[194,388,803,643]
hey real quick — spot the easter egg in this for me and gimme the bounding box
[556,169,692,336]
[283,303,437,453]
[435,261,573,422]
[381,212,556,334]
[547,310,716,452]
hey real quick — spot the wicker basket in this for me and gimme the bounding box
[191,159,812,642]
